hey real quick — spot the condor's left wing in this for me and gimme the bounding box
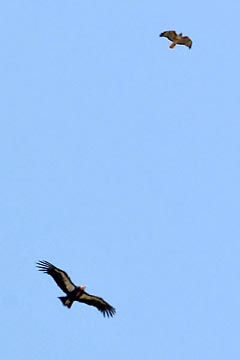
[36,260,76,294]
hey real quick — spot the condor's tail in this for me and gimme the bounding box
[58,296,73,308]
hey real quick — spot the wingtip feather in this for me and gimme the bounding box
[36,260,53,272]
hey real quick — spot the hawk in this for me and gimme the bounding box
[159,30,192,49]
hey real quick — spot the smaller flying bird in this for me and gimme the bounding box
[159,30,192,49]
[36,260,116,317]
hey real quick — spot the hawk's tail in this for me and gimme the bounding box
[169,43,176,49]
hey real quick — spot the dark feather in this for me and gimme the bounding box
[36,260,76,294]
[77,291,116,318]
[159,30,177,42]
[176,36,192,48]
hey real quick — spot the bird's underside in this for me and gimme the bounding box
[159,30,192,49]
[36,260,116,318]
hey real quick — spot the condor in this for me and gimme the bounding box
[36,260,116,318]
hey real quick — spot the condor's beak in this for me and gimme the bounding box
[80,285,86,290]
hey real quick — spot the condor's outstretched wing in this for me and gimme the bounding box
[36,260,76,294]
[77,291,116,317]
[159,30,177,42]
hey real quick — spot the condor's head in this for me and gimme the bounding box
[75,285,86,297]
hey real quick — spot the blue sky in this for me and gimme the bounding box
[1,1,240,359]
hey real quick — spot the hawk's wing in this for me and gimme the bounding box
[159,30,177,42]
[176,36,192,49]
[36,260,76,294]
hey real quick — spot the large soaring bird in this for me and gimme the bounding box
[159,30,192,49]
[36,260,116,317]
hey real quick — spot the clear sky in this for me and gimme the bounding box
[1,1,240,359]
